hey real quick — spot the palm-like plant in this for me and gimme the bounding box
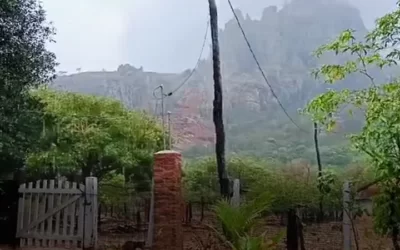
[213,195,283,250]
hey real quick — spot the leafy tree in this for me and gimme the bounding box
[183,158,219,204]
[98,171,128,206]
[304,2,400,248]
[0,0,57,175]
[26,89,163,187]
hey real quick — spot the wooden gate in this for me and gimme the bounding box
[16,178,98,249]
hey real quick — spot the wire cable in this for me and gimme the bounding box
[152,20,210,101]
[226,0,309,133]
[166,20,209,96]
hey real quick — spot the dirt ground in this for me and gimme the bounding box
[1,213,388,250]
[97,214,227,250]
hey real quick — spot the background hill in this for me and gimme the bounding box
[50,0,397,166]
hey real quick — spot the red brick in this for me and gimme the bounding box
[152,150,184,250]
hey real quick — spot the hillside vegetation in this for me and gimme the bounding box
[50,0,397,166]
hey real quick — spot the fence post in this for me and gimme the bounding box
[145,179,154,248]
[84,177,98,250]
[231,179,241,207]
[343,181,352,250]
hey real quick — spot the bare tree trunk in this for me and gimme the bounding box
[392,227,400,250]
[390,188,400,250]
[314,122,323,222]
[296,209,306,250]
[208,0,230,198]
[287,209,298,250]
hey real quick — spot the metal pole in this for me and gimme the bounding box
[160,85,166,150]
[145,178,155,248]
[167,111,172,149]
[314,122,323,221]
[343,181,352,250]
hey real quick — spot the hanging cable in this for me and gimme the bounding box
[226,0,309,133]
[166,20,210,96]
[152,20,210,101]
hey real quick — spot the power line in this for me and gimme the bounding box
[153,20,210,101]
[226,0,309,134]
[167,20,209,96]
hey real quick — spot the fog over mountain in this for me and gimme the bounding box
[42,0,396,73]
[48,0,399,163]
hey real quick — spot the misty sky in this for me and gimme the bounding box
[42,0,397,74]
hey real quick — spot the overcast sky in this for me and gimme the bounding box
[42,0,397,74]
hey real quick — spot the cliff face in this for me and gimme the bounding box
[51,0,369,151]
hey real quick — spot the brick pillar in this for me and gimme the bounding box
[152,150,183,250]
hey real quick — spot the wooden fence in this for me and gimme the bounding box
[16,177,98,249]
[99,197,151,221]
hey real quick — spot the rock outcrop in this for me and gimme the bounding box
[51,0,372,150]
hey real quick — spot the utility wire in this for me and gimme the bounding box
[227,0,309,134]
[153,20,210,101]
[167,20,209,96]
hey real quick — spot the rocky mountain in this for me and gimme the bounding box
[50,0,382,154]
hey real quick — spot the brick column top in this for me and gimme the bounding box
[154,150,181,155]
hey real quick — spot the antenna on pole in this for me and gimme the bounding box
[154,85,167,150]
[160,85,166,150]
[167,111,172,149]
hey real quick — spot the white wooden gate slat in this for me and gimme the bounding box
[77,183,85,238]
[47,180,55,247]
[64,181,70,248]
[40,179,47,246]
[70,182,77,248]
[27,182,33,247]
[34,180,40,247]
[54,180,62,246]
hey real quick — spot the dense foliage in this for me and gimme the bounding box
[305,1,400,248]
[0,0,57,175]
[25,89,163,188]
[213,199,282,250]
[183,155,374,212]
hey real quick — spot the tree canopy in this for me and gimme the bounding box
[26,88,164,185]
[0,0,57,175]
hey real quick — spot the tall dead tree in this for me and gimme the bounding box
[208,0,230,198]
[314,122,324,221]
